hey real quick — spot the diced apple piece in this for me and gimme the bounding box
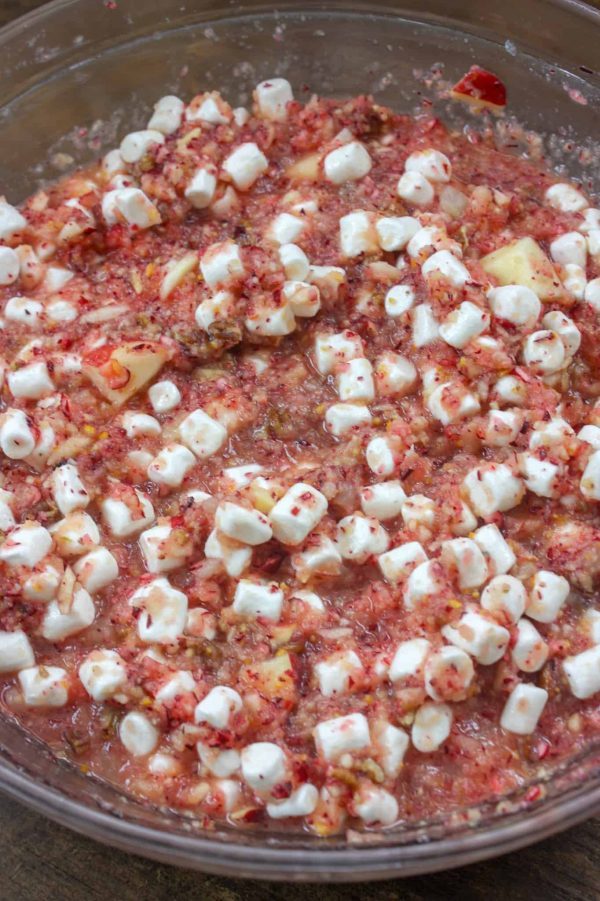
[243,652,296,702]
[451,66,507,110]
[83,341,168,405]
[286,153,321,182]
[481,237,563,301]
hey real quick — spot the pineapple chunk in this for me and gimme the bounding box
[83,341,168,405]
[243,652,296,702]
[286,153,321,182]
[481,237,562,300]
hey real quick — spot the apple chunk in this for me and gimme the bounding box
[83,340,168,405]
[481,237,563,300]
[242,652,296,703]
[286,152,321,182]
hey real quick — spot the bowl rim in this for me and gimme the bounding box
[1,0,600,881]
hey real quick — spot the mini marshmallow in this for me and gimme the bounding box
[73,547,119,593]
[148,443,196,488]
[542,310,581,357]
[578,425,600,450]
[269,482,327,545]
[197,744,241,777]
[581,450,600,500]
[0,630,35,673]
[563,263,588,300]
[241,742,287,795]
[315,649,364,696]
[106,188,161,229]
[401,494,435,530]
[269,212,305,245]
[397,171,434,207]
[255,78,293,121]
[51,461,89,515]
[353,785,399,827]
[0,246,20,285]
[314,330,364,376]
[424,645,474,702]
[222,463,263,488]
[512,618,548,672]
[4,295,42,325]
[195,290,234,330]
[0,489,14,532]
[325,403,372,437]
[487,284,541,328]
[463,463,524,518]
[584,277,600,311]
[500,683,548,734]
[336,513,389,563]
[129,577,188,643]
[411,702,452,752]
[366,436,400,477]
[148,380,181,414]
[22,562,61,602]
[439,301,490,349]
[119,711,159,756]
[282,280,321,317]
[379,541,427,584]
[422,251,470,288]
[267,784,319,819]
[204,529,252,578]
[405,148,452,183]
[195,686,243,728]
[473,524,516,575]
[147,95,184,134]
[360,480,407,520]
[46,299,77,322]
[314,712,371,761]
[308,265,346,299]
[185,166,217,208]
[404,560,445,609]
[545,183,587,213]
[550,232,587,268]
[188,92,231,125]
[0,200,27,241]
[481,575,527,624]
[521,453,561,498]
[122,412,161,438]
[426,381,481,426]
[41,585,95,641]
[18,665,68,707]
[484,410,521,448]
[185,607,217,640]
[200,240,244,289]
[292,535,342,581]
[412,304,440,347]
[0,521,52,568]
[337,358,375,403]
[119,129,164,163]
[7,361,54,400]
[407,225,446,260]
[216,502,272,546]
[339,210,378,258]
[528,417,574,451]
[523,329,566,375]
[0,409,35,459]
[527,570,570,623]
[324,142,372,185]
[373,721,409,777]
[451,501,478,537]
[384,284,415,317]
[245,302,296,336]
[223,142,268,190]
[233,579,284,621]
[101,488,154,538]
[139,523,191,573]
[289,589,326,612]
[376,216,420,252]
[148,753,183,777]
[388,637,431,682]
[441,538,488,589]
[374,352,417,397]
[564,645,600,699]
[279,242,310,280]
[442,609,510,664]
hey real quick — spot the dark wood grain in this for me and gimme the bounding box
[0,1,599,898]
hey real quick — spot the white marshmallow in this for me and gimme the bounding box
[487,284,541,327]
[188,93,231,125]
[18,665,68,707]
[4,295,42,326]
[473,524,516,575]
[353,786,399,826]
[521,453,561,498]
[222,463,263,489]
[379,542,427,584]
[0,200,27,241]
[550,231,587,268]
[412,303,440,347]
[405,148,451,183]
[404,560,445,609]
[7,361,54,400]
[216,502,272,546]
[0,521,52,568]
[107,187,160,229]
[500,683,548,734]
[282,280,321,317]
[384,284,415,317]
[185,166,217,208]
[269,482,327,545]
[148,443,196,488]
[314,712,371,761]
[578,425,600,450]
[542,310,581,357]
[564,645,600,699]
[148,753,183,777]
[197,743,241,778]
[441,537,488,589]
[122,412,161,438]
[194,290,234,330]
[233,579,284,621]
[0,489,15,532]
[366,435,399,477]
[0,408,35,459]
[376,216,420,252]
[205,529,252,578]
[324,142,372,185]
[388,638,430,684]
[325,403,371,437]
[411,702,452,752]
[584,277,600,311]
[374,352,417,397]
[269,212,304,245]
[200,239,244,289]
[245,302,296,336]
[223,142,268,190]
[0,630,34,672]
[73,547,119,593]
[484,410,521,448]
[292,535,342,582]
[463,463,524,518]
[422,251,470,288]
[373,721,409,777]
[315,649,364,696]
[401,494,435,530]
[185,607,217,640]
[426,381,480,426]
[442,609,510,664]
[452,501,479,537]
[308,265,346,299]
[581,449,600,500]
[139,523,190,573]
[339,211,377,258]
[267,784,319,819]
[129,577,188,643]
[101,488,154,538]
[545,183,587,213]
[195,686,243,728]
[51,461,89,515]
[289,589,326,612]
[424,645,474,702]
[439,301,490,349]
[336,358,375,403]
[481,575,527,624]
[22,562,61,602]
[523,329,566,374]
[148,380,181,414]
[314,330,363,376]
[0,246,20,285]
[147,95,184,134]
[360,480,406,520]
[407,225,445,260]
[397,171,434,207]
[119,711,159,756]
[120,129,164,163]
[563,263,588,300]
[527,570,570,623]
[279,242,310,280]
[41,585,95,641]
[512,619,548,672]
[255,78,293,121]
[336,513,389,563]
[241,742,287,796]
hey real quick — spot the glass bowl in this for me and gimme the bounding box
[1,0,600,881]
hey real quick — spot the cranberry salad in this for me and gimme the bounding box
[0,75,599,835]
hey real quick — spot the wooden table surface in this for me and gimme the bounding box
[1,1,599,898]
